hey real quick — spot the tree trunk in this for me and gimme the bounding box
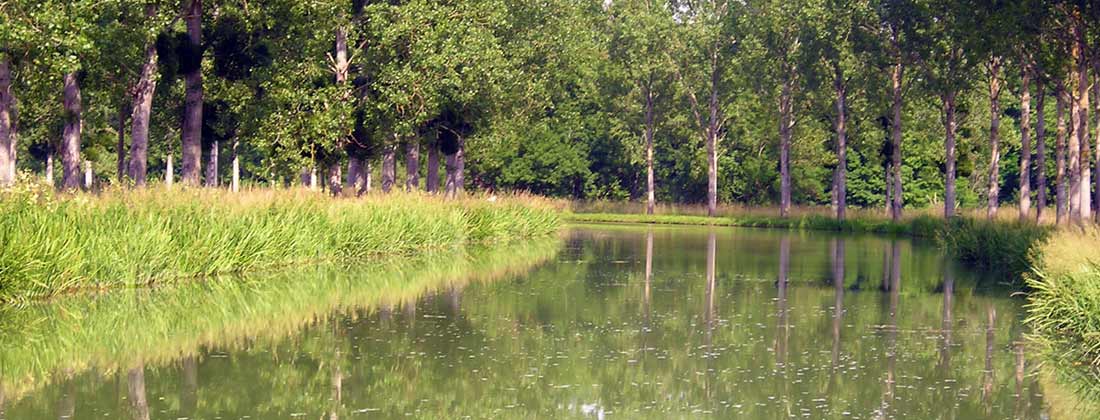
[706,49,720,217]
[204,140,218,187]
[310,166,318,190]
[779,76,793,218]
[890,61,904,221]
[45,151,54,186]
[180,0,203,186]
[833,66,848,221]
[1036,79,1048,222]
[426,143,440,193]
[0,56,14,186]
[645,85,656,215]
[61,72,83,191]
[128,366,151,420]
[444,138,465,199]
[1057,80,1069,225]
[1095,59,1100,222]
[987,57,1003,220]
[884,164,893,217]
[1020,63,1032,221]
[117,105,128,181]
[363,160,372,195]
[166,153,174,187]
[84,160,92,190]
[1070,36,1084,222]
[405,140,419,191]
[382,144,396,193]
[328,162,342,196]
[127,6,158,187]
[944,90,959,218]
[346,156,362,195]
[231,139,239,192]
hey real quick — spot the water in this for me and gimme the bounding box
[0,224,1078,418]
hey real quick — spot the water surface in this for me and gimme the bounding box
[0,224,1076,418]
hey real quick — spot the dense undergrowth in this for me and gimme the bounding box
[0,183,560,304]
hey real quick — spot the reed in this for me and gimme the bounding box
[0,182,560,304]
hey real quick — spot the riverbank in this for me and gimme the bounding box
[0,184,560,304]
[567,211,1050,280]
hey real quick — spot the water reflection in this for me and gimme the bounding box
[0,225,1072,418]
[127,365,149,420]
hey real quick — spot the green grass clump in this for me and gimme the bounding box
[1026,228,1100,365]
[0,185,560,304]
[938,217,1052,280]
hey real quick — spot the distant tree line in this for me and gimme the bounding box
[1,0,1100,223]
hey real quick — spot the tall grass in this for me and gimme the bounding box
[0,183,560,304]
[1026,228,1100,364]
[938,217,1053,280]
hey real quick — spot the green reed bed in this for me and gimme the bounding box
[0,184,560,304]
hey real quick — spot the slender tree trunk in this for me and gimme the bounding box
[890,61,904,221]
[61,72,83,191]
[128,366,151,420]
[117,105,128,181]
[84,160,93,190]
[779,75,794,217]
[127,6,158,187]
[1095,60,1100,221]
[381,144,396,193]
[204,140,218,187]
[346,156,362,194]
[1071,35,1085,222]
[885,163,893,217]
[1037,79,1048,222]
[706,50,720,217]
[645,86,656,215]
[444,138,465,199]
[310,166,318,190]
[328,162,342,196]
[1057,80,1069,225]
[180,0,203,186]
[0,56,14,186]
[165,153,174,187]
[363,160,372,195]
[1020,64,1032,221]
[45,151,54,186]
[987,57,1003,220]
[426,143,440,193]
[833,66,848,220]
[230,139,239,192]
[944,90,959,218]
[1081,55,1092,221]
[405,140,419,191]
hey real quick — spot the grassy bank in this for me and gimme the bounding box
[0,183,560,304]
[1026,228,1100,364]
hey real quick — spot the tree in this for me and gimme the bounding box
[874,0,927,221]
[608,0,675,214]
[672,0,740,216]
[180,0,203,186]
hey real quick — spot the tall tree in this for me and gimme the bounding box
[180,0,203,186]
[608,0,674,215]
[875,0,927,221]
[673,0,739,216]
[0,55,13,186]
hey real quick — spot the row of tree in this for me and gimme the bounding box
[1,0,1100,223]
